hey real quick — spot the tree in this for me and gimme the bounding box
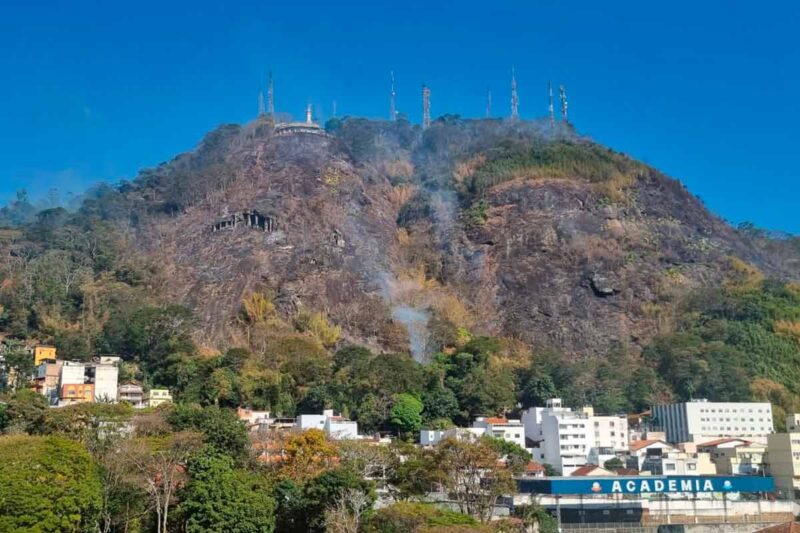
[603,457,625,472]
[433,436,515,523]
[0,435,102,532]
[483,435,532,475]
[278,428,339,483]
[167,404,250,463]
[180,450,276,532]
[124,431,204,533]
[389,393,423,438]
[323,488,371,533]
[1,388,49,433]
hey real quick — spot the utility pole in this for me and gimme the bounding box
[510,67,519,120]
[267,71,275,117]
[548,81,555,126]
[390,71,397,121]
[422,85,431,129]
[559,85,568,122]
[486,88,492,118]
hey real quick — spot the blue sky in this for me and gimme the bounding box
[1,0,798,233]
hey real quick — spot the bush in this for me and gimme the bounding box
[368,502,478,532]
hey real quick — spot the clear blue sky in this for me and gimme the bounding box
[1,0,798,232]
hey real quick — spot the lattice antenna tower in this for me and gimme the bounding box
[510,67,519,120]
[422,85,431,129]
[548,81,555,126]
[486,88,492,118]
[306,103,313,124]
[267,71,275,116]
[390,71,397,121]
[559,85,568,121]
[258,90,266,116]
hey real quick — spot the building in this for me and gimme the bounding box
[472,416,526,449]
[626,439,715,475]
[237,407,271,429]
[60,383,94,406]
[296,409,358,440]
[33,360,62,405]
[521,399,629,475]
[33,345,57,366]
[145,388,172,408]
[118,383,144,407]
[89,363,119,403]
[420,427,486,446]
[698,438,767,476]
[766,414,800,497]
[652,399,773,444]
[60,361,87,386]
[570,464,614,477]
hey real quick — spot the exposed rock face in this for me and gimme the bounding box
[121,118,800,359]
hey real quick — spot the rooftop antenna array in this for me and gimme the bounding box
[267,71,275,117]
[258,90,266,117]
[548,81,555,126]
[390,71,397,121]
[486,88,492,118]
[422,85,431,129]
[510,67,519,120]
[559,85,568,121]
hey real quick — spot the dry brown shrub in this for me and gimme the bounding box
[774,320,800,343]
[381,159,415,179]
[389,185,418,209]
[453,154,486,185]
[725,256,764,291]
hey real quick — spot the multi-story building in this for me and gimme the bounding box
[145,388,172,408]
[652,400,773,444]
[767,414,800,498]
[60,361,87,387]
[89,363,119,403]
[118,383,144,407]
[296,409,358,440]
[698,438,767,475]
[34,360,62,405]
[472,417,526,449]
[627,439,716,475]
[420,427,486,446]
[521,399,629,475]
[33,346,57,366]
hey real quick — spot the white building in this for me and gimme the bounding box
[420,427,486,446]
[521,399,629,475]
[766,414,800,497]
[472,417,526,449]
[90,364,119,403]
[296,409,358,440]
[60,361,87,386]
[652,400,773,444]
[627,439,716,475]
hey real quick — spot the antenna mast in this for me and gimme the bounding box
[486,89,492,118]
[306,103,313,124]
[559,85,568,122]
[510,67,519,120]
[390,71,397,121]
[548,81,555,126]
[332,100,337,118]
[422,85,431,129]
[267,71,275,116]
[258,90,266,116]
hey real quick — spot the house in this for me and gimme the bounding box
[33,345,57,366]
[118,383,144,407]
[570,464,615,477]
[33,361,62,405]
[88,363,119,403]
[59,383,94,406]
[473,416,526,449]
[145,388,172,408]
[237,407,272,429]
[296,409,358,440]
[523,461,546,478]
[627,439,715,475]
[698,438,766,476]
[420,427,486,446]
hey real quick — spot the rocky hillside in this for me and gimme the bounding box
[81,115,799,361]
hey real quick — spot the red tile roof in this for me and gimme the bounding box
[526,461,546,473]
[629,439,668,452]
[484,417,509,424]
[571,464,603,476]
[698,437,752,448]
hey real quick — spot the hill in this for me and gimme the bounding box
[1,115,799,416]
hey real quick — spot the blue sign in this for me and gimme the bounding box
[518,476,775,495]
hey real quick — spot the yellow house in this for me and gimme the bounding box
[34,346,57,365]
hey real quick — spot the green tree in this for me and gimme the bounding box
[603,457,624,472]
[389,393,423,438]
[2,389,49,434]
[0,435,102,532]
[167,404,250,463]
[180,450,276,533]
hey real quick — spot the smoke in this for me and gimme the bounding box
[390,305,431,363]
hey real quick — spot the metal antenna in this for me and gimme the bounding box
[390,71,397,121]
[267,71,275,116]
[332,100,337,118]
[258,90,266,116]
[548,81,555,126]
[422,84,431,129]
[486,89,492,118]
[306,103,313,124]
[510,67,519,120]
[559,85,568,121]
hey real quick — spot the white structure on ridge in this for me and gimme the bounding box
[296,409,358,440]
[472,416,526,449]
[521,398,628,475]
[652,399,773,444]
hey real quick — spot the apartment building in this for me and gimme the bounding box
[296,409,358,440]
[698,438,767,476]
[472,416,526,449]
[767,414,800,497]
[144,388,173,408]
